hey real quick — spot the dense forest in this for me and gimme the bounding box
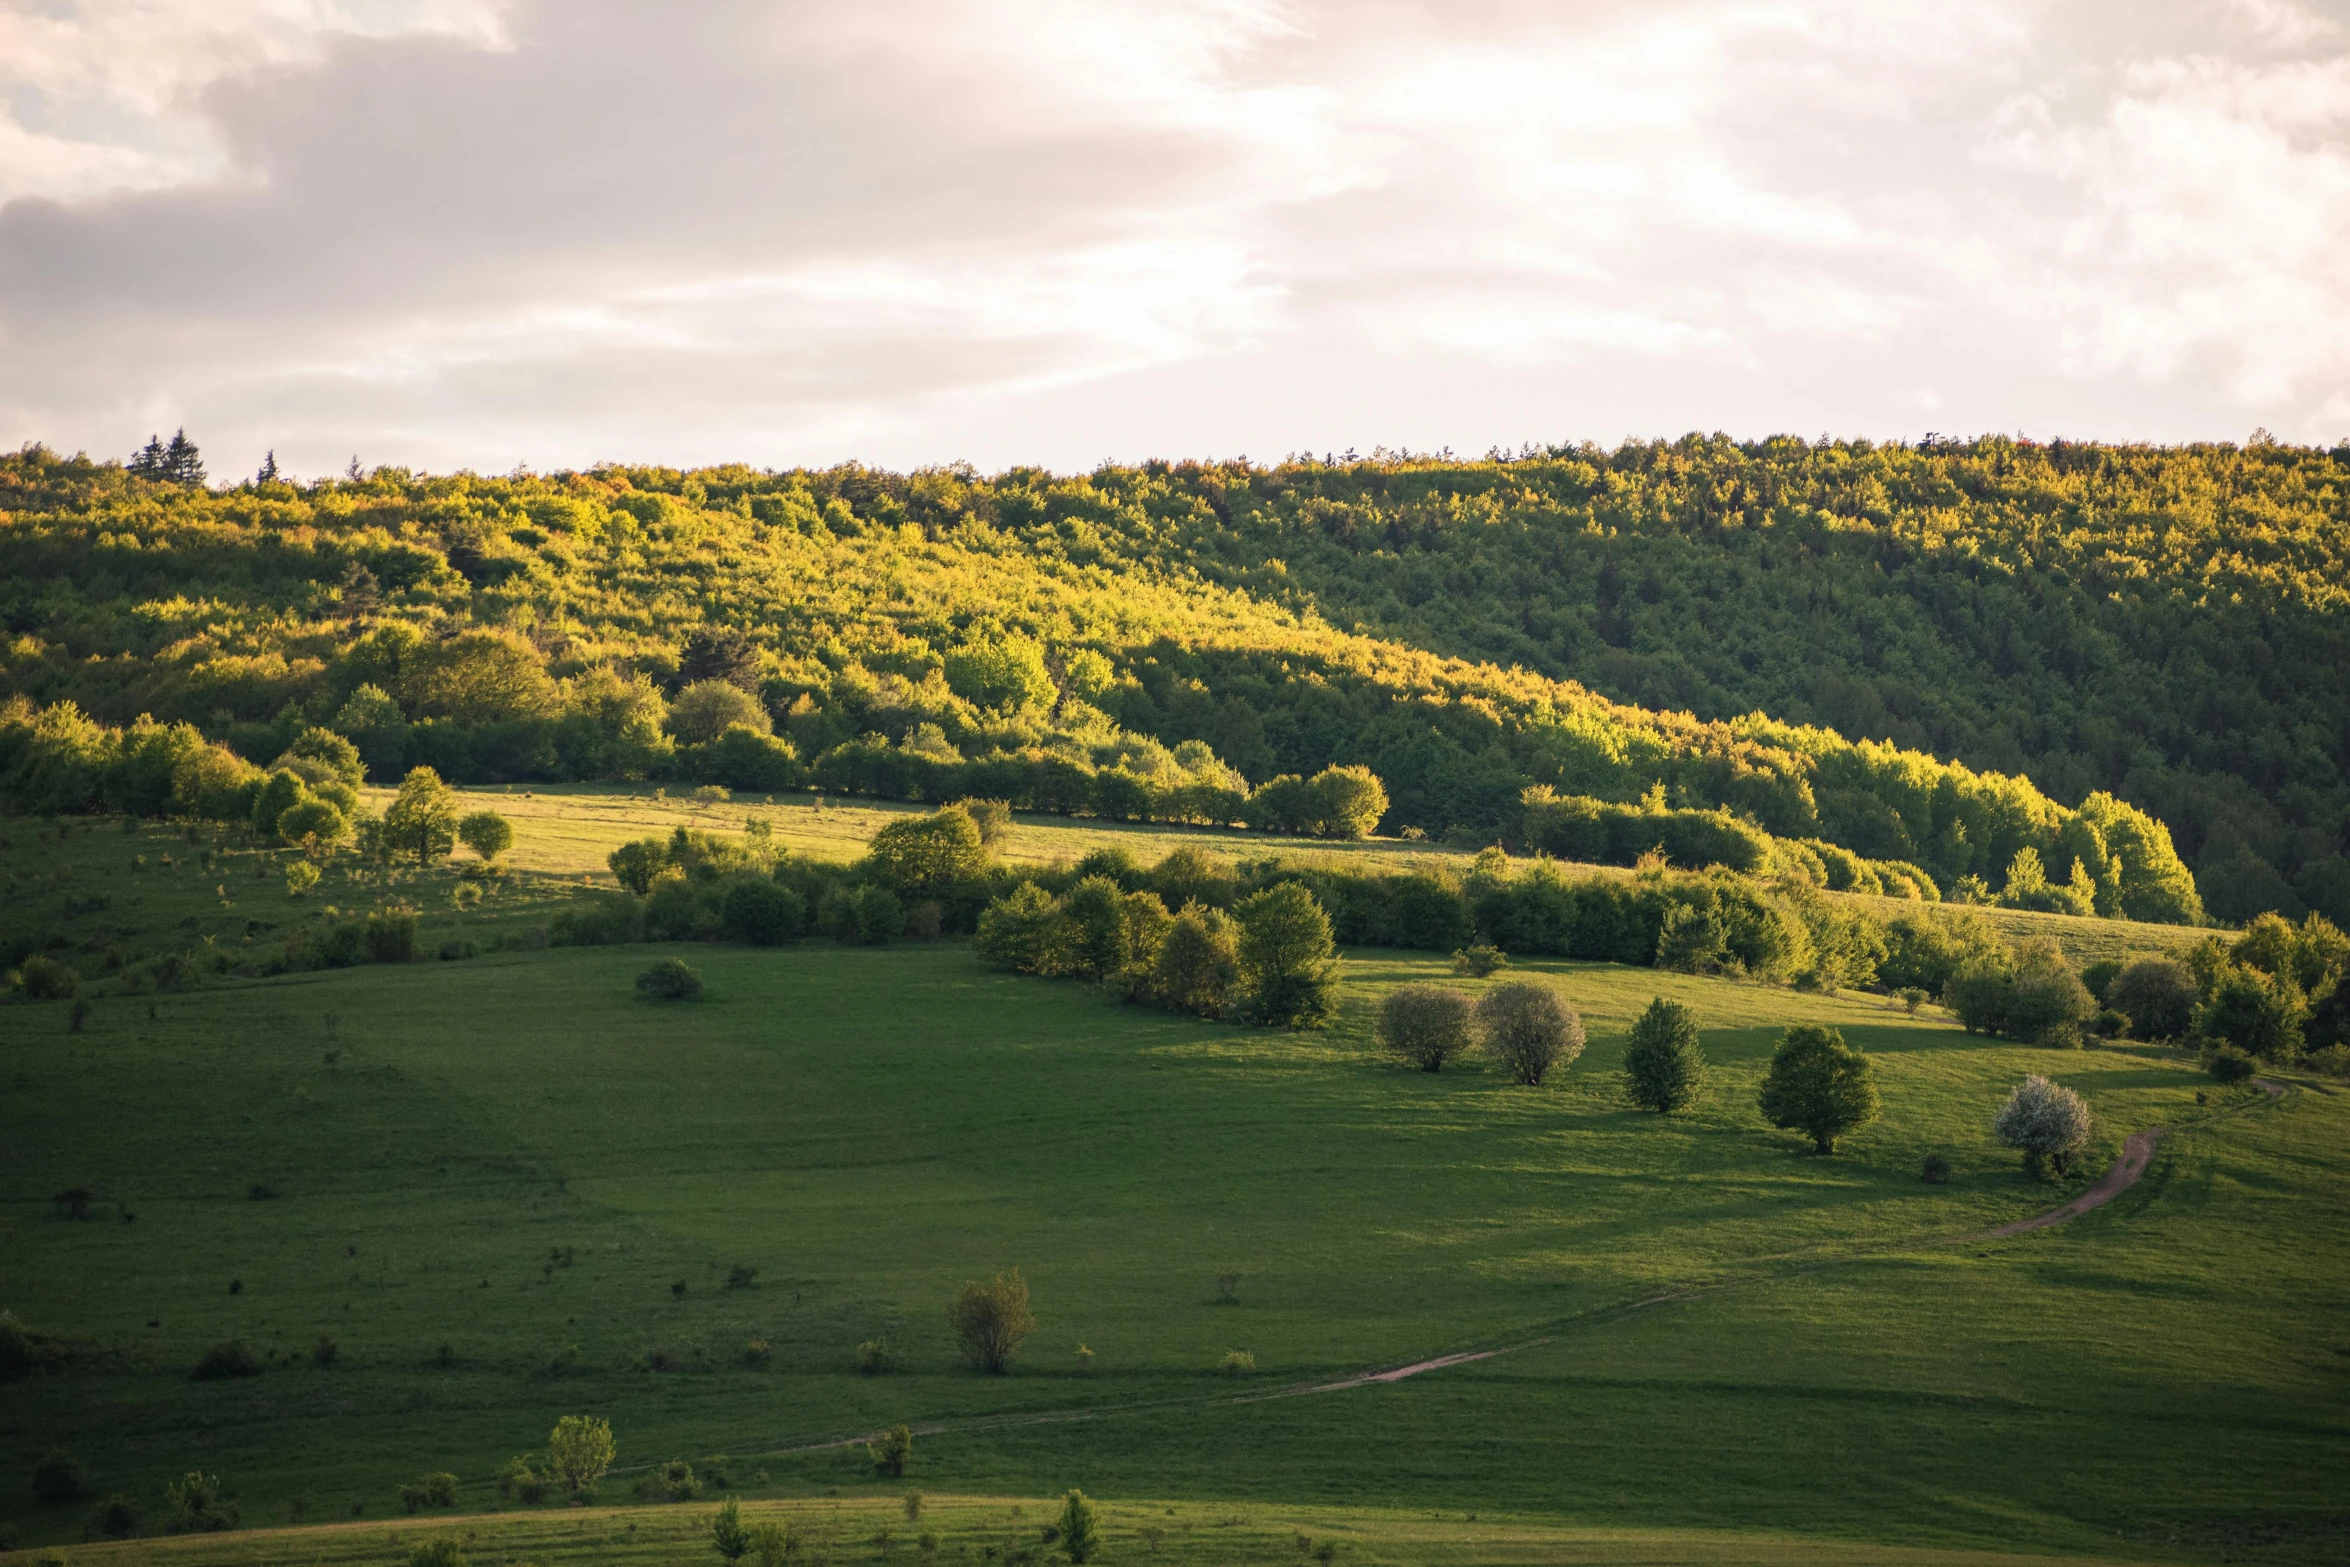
[5,432,2333,927]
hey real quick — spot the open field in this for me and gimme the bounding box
[2,801,2341,1565]
[54,1494,2201,1567]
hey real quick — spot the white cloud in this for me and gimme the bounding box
[1,0,2347,473]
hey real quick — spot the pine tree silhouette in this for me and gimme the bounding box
[161,429,206,487]
[128,434,167,479]
[256,450,281,483]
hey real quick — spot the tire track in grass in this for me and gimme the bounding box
[687,1082,2304,1466]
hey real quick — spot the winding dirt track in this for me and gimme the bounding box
[638,1081,2300,1469]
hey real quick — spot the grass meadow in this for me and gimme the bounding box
[2,805,2342,1566]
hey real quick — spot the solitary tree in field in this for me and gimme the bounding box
[711,1496,753,1562]
[1756,1025,1879,1155]
[546,1415,615,1495]
[1379,984,1475,1072]
[947,1269,1035,1374]
[1475,981,1583,1085]
[1057,1490,1101,1564]
[384,767,459,862]
[867,805,988,898]
[608,837,667,894]
[458,809,513,866]
[1992,1075,2094,1178]
[1621,998,1707,1112]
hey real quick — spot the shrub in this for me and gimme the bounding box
[868,1425,912,1479]
[407,1540,468,1567]
[17,954,79,1001]
[722,877,804,946]
[1621,997,1707,1113]
[551,890,645,947]
[275,798,350,850]
[2305,1043,2350,1079]
[656,1459,700,1500]
[1475,982,1583,1086]
[1920,1153,1952,1184]
[637,958,704,1000]
[285,860,321,898]
[856,1339,893,1375]
[947,1269,1035,1373]
[1053,876,1133,978]
[953,797,1013,846]
[2090,1007,2130,1038]
[1992,1075,2095,1178]
[2106,959,2198,1041]
[1235,882,1338,1028]
[32,1451,87,1504]
[496,1456,549,1504]
[191,1339,263,1380]
[399,1472,457,1512]
[1942,954,2013,1036]
[164,1471,238,1533]
[312,1332,338,1367]
[1218,1350,1256,1378]
[437,937,478,961]
[457,810,514,864]
[1897,986,1929,1015]
[363,907,419,963]
[1756,1026,1880,1155]
[84,1493,141,1539]
[1378,984,1475,1072]
[868,806,989,899]
[2203,1043,2259,1084]
[1451,944,1507,978]
[547,1415,616,1494]
[1058,1489,1101,1565]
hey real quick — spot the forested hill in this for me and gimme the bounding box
[5,436,2327,927]
[1142,437,2350,927]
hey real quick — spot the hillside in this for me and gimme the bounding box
[0,442,2224,925]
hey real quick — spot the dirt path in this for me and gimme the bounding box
[671,1082,2299,1469]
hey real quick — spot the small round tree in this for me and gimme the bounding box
[2195,965,2308,1062]
[608,838,668,895]
[1234,882,1338,1028]
[946,1269,1035,1374]
[1474,982,1583,1086]
[1378,984,1476,1072]
[1621,997,1707,1113]
[457,810,513,866]
[1992,1074,2095,1178]
[711,1496,752,1562]
[637,959,703,1000]
[1756,1025,1880,1155]
[868,1424,912,1478]
[546,1414,615,1496]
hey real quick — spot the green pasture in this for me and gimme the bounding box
[6,910,2345,1563]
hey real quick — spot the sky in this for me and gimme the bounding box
[1,0,2346,480]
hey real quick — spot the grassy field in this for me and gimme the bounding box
[2,804,2338,1566]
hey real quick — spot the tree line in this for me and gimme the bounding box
[0,441,2228,923]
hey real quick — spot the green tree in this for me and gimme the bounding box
[671,680,771,744]
[609,837,668,894]
[1307,764,1388,839]
[458,809,513,864]
[1756,1025,1880,1155]
[2002,939,2097,1046]
[1377,983,1476,1072]
[1057,1490,1100,1564]
[383,767,459,862]
[974,882,1058,972]
[1234,881,1338,1028]
[250,768,311,837]
[1052,876,1134,979]
[546,1415,615,1495]
[2195,965,2307,1061]
[2107,958,2197,1041]
[1621,997,1707,1112]
[946,1269,1034,1374]
[721,877,803,945]
[276,797,351,851]
[867,805,988,898]
[868,1424,912,1479]
[1146,903,1241,1017]
[1474,981,1582,1085]
[943,632,1056,713]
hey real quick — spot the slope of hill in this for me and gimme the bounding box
[0,443,2221,923]
[1124,436,2350,925]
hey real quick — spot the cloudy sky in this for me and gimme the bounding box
[1,0,2346,478]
